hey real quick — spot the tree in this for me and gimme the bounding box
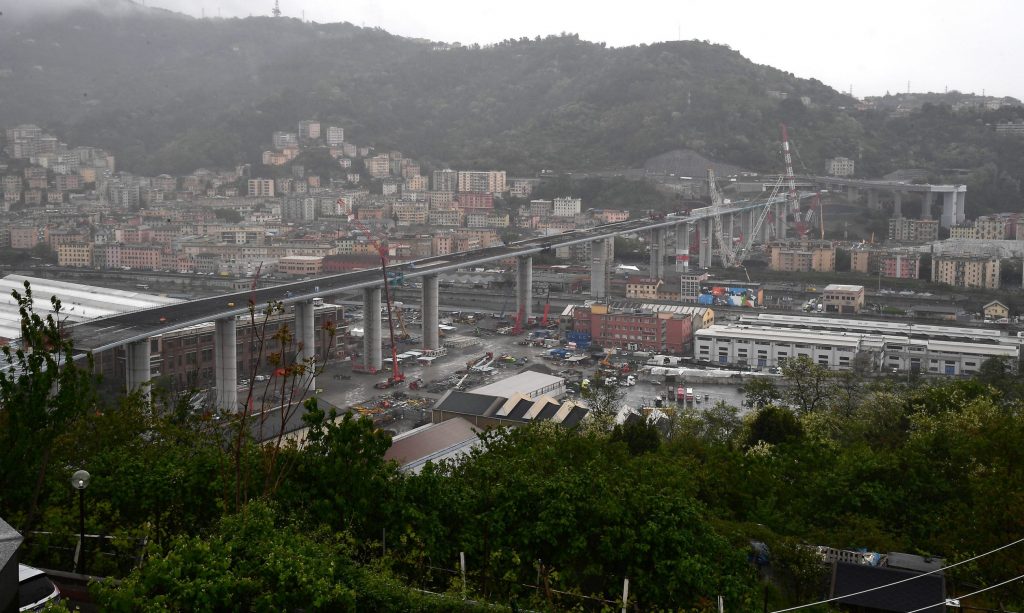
[741,377,782,410]
[0,282,100,529]
[93,501,359,610]
[781,356,836,414]
[745,405,802,447]
[212,208,242,223]
[610,417,661,455]
[580,378,622,431]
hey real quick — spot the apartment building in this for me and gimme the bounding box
[57,243,94,267]
[931,253,1001,289]
[769,240,835,272]
[825,157,855,176]
[247,178,275,197]
[552,197,582,217]
[457,170,506,195]
[366,155,391,178]
[888,218,939,243]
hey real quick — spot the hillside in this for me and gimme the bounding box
[3,2,1024,214]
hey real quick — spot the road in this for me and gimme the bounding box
[67,202,788,355]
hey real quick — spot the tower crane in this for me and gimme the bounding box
[351,220,405,388]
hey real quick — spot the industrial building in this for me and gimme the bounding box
[695,314,1020,375]
[822,284,865,314]
[567,303,696,354]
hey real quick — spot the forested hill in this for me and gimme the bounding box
[3,2,1024,214]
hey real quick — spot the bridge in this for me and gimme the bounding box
[800,175,967,227]
[68,198,786,410]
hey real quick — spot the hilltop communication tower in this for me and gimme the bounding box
[272,0,281,17]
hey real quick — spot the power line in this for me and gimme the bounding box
[906,572,1024,613]
[771,537,1024,612]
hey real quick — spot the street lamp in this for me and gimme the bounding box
[71,469,90,574]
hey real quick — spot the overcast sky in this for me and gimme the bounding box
[17,0,1024,99]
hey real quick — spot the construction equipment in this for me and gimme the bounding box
[351,219,405,388]
[541,291,552,328]
[707,168,736,267]
[466,352,495,372]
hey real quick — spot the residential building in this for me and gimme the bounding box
[679,272,711,302]
[298,120,321,141]
[58,243,94,267]
[366,155,391,178]
[888,218,939,243]
[569,303,695,354]
[822,284,865,314]
[880,251,921,279]
[325,126,345,146]
[405,175,428,192]
[850,246,921,279]
[769,240,835,272]
[591,209,630,224]
[456,192,494,210]
[552,197,582,217]
[931,253,1000,289]
[625,278,662,300]
[432,169,458,192]
[392,202,429,226]
[509,177,540,198]
[976,217,1010,240]
[428,191,455,208]
[272,131,298,150]
[825,157,855,176]
[277,255,324,276]
[428,209,461,226]
[529,199,553,216]
[247,178,275,197]
[457,170,506,195]
[983,300,1009,320]
[949,224,977,240]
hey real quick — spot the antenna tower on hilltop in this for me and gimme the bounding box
[272,0,281,17]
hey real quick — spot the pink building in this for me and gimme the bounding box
[880,252,921,279]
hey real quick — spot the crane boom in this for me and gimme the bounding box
[707,168,736,267]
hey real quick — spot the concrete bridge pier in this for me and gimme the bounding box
[590,238,608,299]
[939,190,968,228]
[125,339,151,401]
[214,317,237,412]
[516,255,533,322]
[362,287,382,372]
[893,192,903,218]
[295,300,316,391]
[699,218,713,269]
[920,192,933,220]
[867,190,880,210]
[675,224,690,272]
[649,228,665,280]
[727,213,736,245]
[775,202,787,240]
[422,274,440,350]
[956,190,966,224]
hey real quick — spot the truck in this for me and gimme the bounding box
[547,348,571,360]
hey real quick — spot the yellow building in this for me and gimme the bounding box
[769,240,835,272]
[931,254,1000,289]
[983,300,1009,320]
[58,243,94,268]
[626,278,662,300]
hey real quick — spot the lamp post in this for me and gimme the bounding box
[71,469,90,574]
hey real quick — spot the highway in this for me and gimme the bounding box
[67,202,779,355]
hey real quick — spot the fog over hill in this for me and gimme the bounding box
[2,1,1024,214]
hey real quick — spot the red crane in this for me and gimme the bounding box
[351,220,404,387]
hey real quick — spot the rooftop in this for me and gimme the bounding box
[469,371,563,399]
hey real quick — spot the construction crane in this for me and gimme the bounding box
[351,219,404,387]
[707,168,736,267]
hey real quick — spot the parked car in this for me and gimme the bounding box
[19,564,61,611]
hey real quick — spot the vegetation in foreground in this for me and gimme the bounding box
[1,283,1022,611]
